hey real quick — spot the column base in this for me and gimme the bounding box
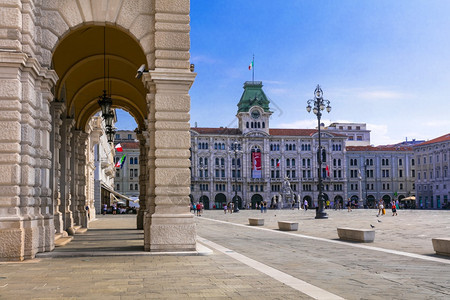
[145,213,196,252]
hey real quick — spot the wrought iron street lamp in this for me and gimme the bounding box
[306,85,331,219]
[232,141,241,213]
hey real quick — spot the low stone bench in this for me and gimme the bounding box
[432,238,450,256]
[337,227,375,243]
[278,221,298,231]
[248,218,264,226]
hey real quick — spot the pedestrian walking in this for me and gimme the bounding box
[303,199,308,212]
[377,200,384,217]
[196,202,202,216]
[392,202,398,216]
[102,203,107,215]
[223,203,227,214]
[347,198,352,212]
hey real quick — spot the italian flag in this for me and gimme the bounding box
[115,154,126,168]
[248,60,253,70]
[115,143,123,152]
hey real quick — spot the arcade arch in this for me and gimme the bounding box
[0,0,196,261]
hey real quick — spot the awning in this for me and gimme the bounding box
[401,196,416,201]
[101,183,138,203]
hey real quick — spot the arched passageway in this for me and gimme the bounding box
[200,196,210,209]
[215,193,227,209]
[0,0,196,261]
[251,194,263,209]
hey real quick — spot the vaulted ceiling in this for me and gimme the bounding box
[52,25,147,130]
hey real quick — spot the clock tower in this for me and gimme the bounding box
[237,81,272,135]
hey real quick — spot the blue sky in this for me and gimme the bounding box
[116,0,450,146]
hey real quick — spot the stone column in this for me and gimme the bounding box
[36,70,56,252]
[77,132,89,228]
[60,117,75,232]
[145,70,196,251]
[0,53,28,260]
[143,85,156,249]
[71,130,88,227]
[136,130,149,230]
[50,101,65,234]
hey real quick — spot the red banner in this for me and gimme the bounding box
[252,152,261,178]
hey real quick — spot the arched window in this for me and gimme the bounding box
[134,157,138,164]
[271,159,275,167]
[130,157,134,164]
[293,144,296,151]
[246,122,249,128]
[199,157,203,165]
[338,159,341,166]
[221,158,225,166]
[270,144,273,151]
[198,142,201,149]
[286,159,290,167]
[292,159,296,166]
[214,143,217,150]
[130,184,133,190]
[237,158,241,166]
[135,184,138,190]
[205,143,208,149]
[204,158,208,166]
[215,158,219,166]
[286,144,289,151]
[301,144,305,151]
[116,184,120,190]
[262,122,265,128]
[251,122,254,128]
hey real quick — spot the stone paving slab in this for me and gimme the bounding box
[196,209,450,300]
[1,210,449,299]
[199,208,450,255]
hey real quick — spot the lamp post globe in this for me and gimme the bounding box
[306,85,332,219]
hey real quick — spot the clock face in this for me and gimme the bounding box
[251,110,260,119]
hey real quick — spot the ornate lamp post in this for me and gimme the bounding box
[306,85,331,219]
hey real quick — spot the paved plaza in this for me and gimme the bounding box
[0,209,449,299]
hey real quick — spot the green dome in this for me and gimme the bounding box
[237,81,271,113]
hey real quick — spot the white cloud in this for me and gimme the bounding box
[190,55,219,65]
[366,123,399,146]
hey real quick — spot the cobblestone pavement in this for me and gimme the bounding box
[0,210,448,299]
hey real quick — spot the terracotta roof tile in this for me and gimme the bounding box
[120,142,139,149]
[191,127,345,137]
[346,145,413,152]
[191,127,242,135]
[415,133,450,146]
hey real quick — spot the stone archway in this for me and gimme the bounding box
[215,193,227,209]
[0,0,196,261]
[200,196,210,209]
[251,194,263,209]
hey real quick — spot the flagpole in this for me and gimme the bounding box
[252,54,255,83]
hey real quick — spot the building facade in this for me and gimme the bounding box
[414,133,450,209]
[114,131,141,202]
[190,81,349,209]
[346,146,416,208]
